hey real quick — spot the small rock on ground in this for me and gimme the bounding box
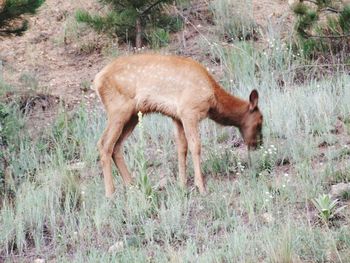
[261,212,275,224]
[330,183,350,198]
[108,241,124,253]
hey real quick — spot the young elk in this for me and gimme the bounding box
[95,54,263,197]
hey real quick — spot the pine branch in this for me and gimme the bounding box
[308,33,350,38]
[321,7,341,14]
[303,0,318,5]
[300,28,350,38]
[141,0,164,15]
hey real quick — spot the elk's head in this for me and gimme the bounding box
[240,90,263,150]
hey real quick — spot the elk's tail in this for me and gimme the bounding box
[94,71,119,111]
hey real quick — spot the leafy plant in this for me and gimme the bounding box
[146,27,170,49]
[135,111,155,201]
[259,145,277,173]
[312,194,346,224]
[80,80,91,92]
[203,146,238,176]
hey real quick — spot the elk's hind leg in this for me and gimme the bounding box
[112,115,138,185]
[98,103,134,198]
[173,119,188,188]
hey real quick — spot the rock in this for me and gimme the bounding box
[288,0,297,6]
[108,241,124,254]
[31,33,50,44]
[325,249,338,263]
[330,119,344,135]
[34,259,45,263]
[261,212,275,224]
[157,175,168,189]
[330,183,350,198]
[67,162,86,171]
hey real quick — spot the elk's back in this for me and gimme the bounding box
[95,54,216,118]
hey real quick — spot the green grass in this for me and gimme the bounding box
[209,0,256,41]
[1,16,350,263]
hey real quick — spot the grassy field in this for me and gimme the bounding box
[1,0,350,262]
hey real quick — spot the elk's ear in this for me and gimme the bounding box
[249,89,259,112]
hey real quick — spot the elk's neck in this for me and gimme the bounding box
[209,84,249,128]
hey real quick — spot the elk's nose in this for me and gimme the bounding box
[249,141,258,151]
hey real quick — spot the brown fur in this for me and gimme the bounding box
[94,54,263,197]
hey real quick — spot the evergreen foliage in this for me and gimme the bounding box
[0,0,45,35]
[292,0,350,57]
[76,0,182,48]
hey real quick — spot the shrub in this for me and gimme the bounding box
[0,0,45,36]
[292,0,350,58]
[0,101,25,198]
[76,0,182,48]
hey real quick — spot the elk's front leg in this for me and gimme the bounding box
[182,118,206,194]
[173,119,188,188]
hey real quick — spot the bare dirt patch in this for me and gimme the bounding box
[0,0,105,104]
[253,0,294,31]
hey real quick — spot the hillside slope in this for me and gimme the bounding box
[0,0,292,103]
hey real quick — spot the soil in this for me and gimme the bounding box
[0,0,104,104]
